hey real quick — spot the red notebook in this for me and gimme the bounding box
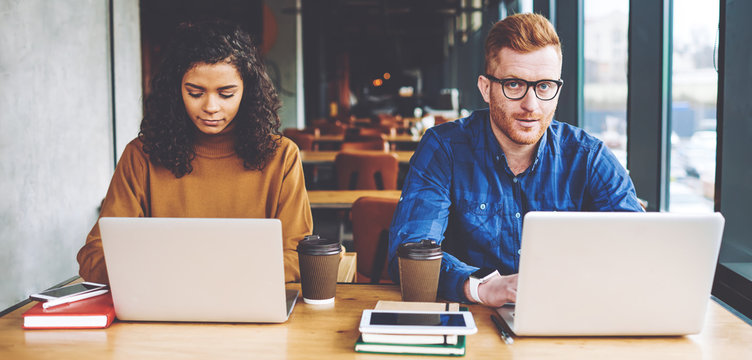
[23,293,116,329]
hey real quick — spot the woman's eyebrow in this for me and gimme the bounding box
[184,83,238,91]
[184,83,205,90]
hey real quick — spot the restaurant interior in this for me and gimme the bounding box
[132,0,752,316]
[2,0,750,323]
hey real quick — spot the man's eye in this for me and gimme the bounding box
[505,81,521,88]
[538,83,550,91]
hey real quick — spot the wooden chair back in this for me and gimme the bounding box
[351,196,399,283]
[282,129,315,151]
[334,151,399,190]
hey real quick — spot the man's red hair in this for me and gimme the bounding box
[484,13,561,72]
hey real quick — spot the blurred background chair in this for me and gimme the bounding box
[342,129,389,151]
[283,128,320,187]
[282,128,316,151]
[340,139,388,151]
[313,119,348,135]
[333,151,399,244]
[351,196,399,283]
[433,115,450,126]
[335,152,399,190]
[312,120,348,150]
[354,127,385,137]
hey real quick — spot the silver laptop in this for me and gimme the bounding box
[99,217,298,323]
[496,211,725,336]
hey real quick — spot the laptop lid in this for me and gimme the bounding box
[99,217,298,323]
[497,211,724,336]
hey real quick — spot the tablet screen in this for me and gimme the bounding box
[369,312,467,327]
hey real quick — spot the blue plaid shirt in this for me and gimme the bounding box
[388,109,643,302]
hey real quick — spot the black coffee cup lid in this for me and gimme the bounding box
[398,239,442,260]
[297,235,341,256]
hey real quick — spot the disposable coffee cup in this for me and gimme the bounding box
[398,239,442,302]
[297,235,342,304]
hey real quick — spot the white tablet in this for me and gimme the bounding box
[359,310,478,335]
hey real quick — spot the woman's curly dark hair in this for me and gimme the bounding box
[139,20,281,178]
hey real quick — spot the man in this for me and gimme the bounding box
[388,13,642,307]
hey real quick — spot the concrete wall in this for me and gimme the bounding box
[0,0,141,311]
[0,0,301,311]
[113,0,144,160]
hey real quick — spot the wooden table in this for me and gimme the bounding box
[313,134,421,145]
[2,284,751,359]
[308,190,401,209]
[300,151,414,165]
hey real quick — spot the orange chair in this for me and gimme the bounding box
[282,129,315,151]
[314,120,347,135]
[334,152,399,190]
[358,126,397,137]
[355,127,384,137]
[351,196,399,283]
[342,130,388,151]
[434,115,450,126]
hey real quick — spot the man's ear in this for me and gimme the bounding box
[477,75,491,104]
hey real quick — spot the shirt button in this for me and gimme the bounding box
[480,203,486,210]
[513,177,518,183]
[515,212,521,218]
[517,249,521,255]
[399,197,403,201]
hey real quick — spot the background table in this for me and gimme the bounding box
[2,284,751,359]
[300,151,413,165]
[313,134,421,145]
[308,190,401,209]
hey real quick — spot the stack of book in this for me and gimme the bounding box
[354,301,467,356]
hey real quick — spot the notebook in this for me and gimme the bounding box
[496,211,725,336]
[23,293,116,329]
[99,217,298,323]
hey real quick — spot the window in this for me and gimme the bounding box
[583,0,629,167]
[668,0,718,212]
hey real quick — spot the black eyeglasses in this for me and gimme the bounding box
[484,74,563,101]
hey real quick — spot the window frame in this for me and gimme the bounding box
[712,0,752,319]
[626,0,672,212]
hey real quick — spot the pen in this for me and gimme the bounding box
[490,314,514,344]
[42,289,109,309]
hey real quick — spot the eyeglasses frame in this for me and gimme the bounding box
[483,74,564,101]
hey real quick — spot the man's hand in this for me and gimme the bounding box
[464,273,518,307]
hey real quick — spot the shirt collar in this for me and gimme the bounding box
[531,125,549,174]
[478,110,504,164]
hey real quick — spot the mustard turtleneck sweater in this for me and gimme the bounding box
[77,131,313,283]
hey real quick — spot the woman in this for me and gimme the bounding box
[77,20,312,284]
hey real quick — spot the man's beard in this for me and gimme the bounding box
[489,101,553,146]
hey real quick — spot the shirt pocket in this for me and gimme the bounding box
[455,199,504,249]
